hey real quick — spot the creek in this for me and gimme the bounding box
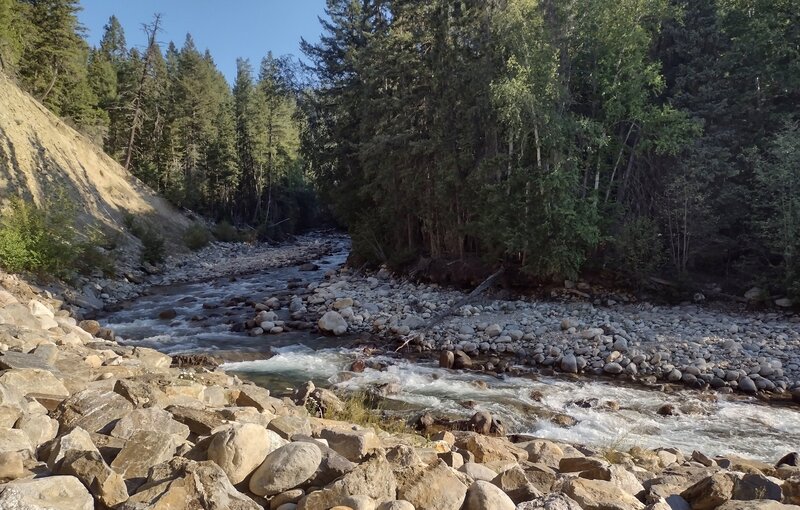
[100,237,800,463]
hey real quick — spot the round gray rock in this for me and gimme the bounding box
[249,442,322,497]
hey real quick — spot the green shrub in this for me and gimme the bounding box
[0,196,88,278]
[612,216,665,286]
[139,227,165,265]
[212,221,242,242]
[183,224,212,251]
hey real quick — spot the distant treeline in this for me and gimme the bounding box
[0,0,321,238]
[301,0,800,298]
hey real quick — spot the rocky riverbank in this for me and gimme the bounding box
[1,269,800,510]
[254,264,800,402]
[59,233,342,312]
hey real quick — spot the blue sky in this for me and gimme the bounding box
[77,0,328,82]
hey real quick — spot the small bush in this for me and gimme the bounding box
[183,224,212,251]
[0,196,82,277]
[612,216,665,286]
[123,212,166,265]
[212,221,242,242]
[139,227,165,265]
[326,391,415,435]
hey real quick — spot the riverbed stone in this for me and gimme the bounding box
[110,430,179,484]
[0,476,94,510]
[563,478,644,510]
[110,407,191,440]
[396,460,466,510]
[58,449,129,507]
[55,389,134,434]
[250,442,322,497]
[681,472,735,510]
[459,462,498,482]
[320,427,380,462]
[464,480,515,510]
[118,457,261,510]
[208,423,272,485]
[0,427,33,458]
[298,452,396,510]
[319,311,348,336]
[165,405,226,435]
[516,493,583,510]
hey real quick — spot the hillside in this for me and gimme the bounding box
[0,73,190,244]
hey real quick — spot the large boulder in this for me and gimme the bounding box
[54,389,134,434]
[118,457,260,510]
[0,368,69,403]
[463,480,515,510]
[298,453,397,510]
[396,460,467,510]
[681,473,735,510]
[456,433,527,464]
[0,476,94,510]
[110,407,191,441]
[47,427,99,471]
[318,311,348,336]
[208,423,272,485]
[58,450,129,508]
[0,427,33,458]
[249,442,322,497]
[562,478,644,510]
[516,494,584,510]
[110,430,180,485]
[320,428,380,462]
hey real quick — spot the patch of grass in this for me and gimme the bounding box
[325,391,416,435]
[183,223,212,251]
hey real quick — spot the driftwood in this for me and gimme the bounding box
[395,267,505,352]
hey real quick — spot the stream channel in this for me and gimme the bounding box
[100,237,800,463]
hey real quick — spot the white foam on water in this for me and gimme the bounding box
[225,347,800,462]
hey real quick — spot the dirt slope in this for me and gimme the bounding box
[0,73,190,241]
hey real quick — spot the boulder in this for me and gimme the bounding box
[395,460,467,510]
[298,453,397,510]
[118,457,260,510]
[560,355,578,374]
[0,476,94,510]
[166,405,226,435]
[558,456,609,473]
[54,389,133,434]
[58,450,129,507]
[320,428,380,462]
[377,502,416,510]
[563,478,644,510]
[464,480,515,510]
[439,351,454,369]
[269,415,313,439]
[453,351,472,370]
[47,427,99,471]
[14,413,56,448]
[523,440,564,470]
[208,423,272,485]
[580,465,645,496]
[0,428,33,458]
[717,503,800,510]
[516,493,583,510]
[0,368,69,402]
[249,442,322,497]
[459,462,498,482]
[732,473,782,501]
[491,465,543,503]
[456,433,527,463]
[110,430,179,484]
[110,407,191,441]
[681,472,735,510]
[319,311,348,336]
[235,384,274,411]
[0,451,25,480]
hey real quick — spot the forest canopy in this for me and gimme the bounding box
[1,0,798,299]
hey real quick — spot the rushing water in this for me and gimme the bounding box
[101,238,800,463]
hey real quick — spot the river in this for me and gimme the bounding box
[100,237,800,463]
